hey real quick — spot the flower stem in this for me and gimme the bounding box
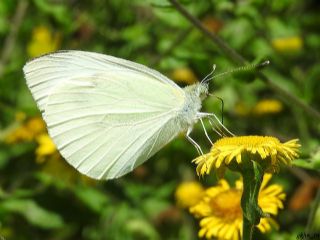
[241,159,265,240]
[243,217,254,240]
[306,186,320,233]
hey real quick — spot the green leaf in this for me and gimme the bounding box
[154,182,176,198]
[151,6,189,28]
[293,159,320,170]
[0,198,64,229]
[221,18,254,49]
[250,39,274,59]
[121,24,151,50]
[266,17,299,38]
[34,172,69,190]
[32,0,72,27]
[0,149,9,169]
[74,186,109,213]
[127,218,160,240]
[293,146,320,170]
[143,198,170,219]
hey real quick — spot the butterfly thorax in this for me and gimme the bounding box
[178,83,209,130]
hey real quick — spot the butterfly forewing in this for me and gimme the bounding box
[23,50,180,113]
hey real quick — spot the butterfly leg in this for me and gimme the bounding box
[197,112,234,137]
[186,127,203,155]
[199,117,213,145]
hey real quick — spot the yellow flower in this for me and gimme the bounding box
[5,117,46,144]
[26,117,47,136]
[15,111,27,121]
[171,67,198,84]
[193,136,300,176]
[235,99,283,117]
[41,153,80,184]
[251,99,283,116]
[175,181,205,208]
[36,134,57,159]
[4,126,33,143]
[271,36,303,52]
[190,174,285,240]
[27,26,61,57]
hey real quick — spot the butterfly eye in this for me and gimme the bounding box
[198,83,209,100]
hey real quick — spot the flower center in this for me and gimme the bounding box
[214,136,279,148]
[210,189,242,221]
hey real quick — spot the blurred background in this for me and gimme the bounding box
[0,0,319,239]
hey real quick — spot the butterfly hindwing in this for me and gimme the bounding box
[44,72,186,179]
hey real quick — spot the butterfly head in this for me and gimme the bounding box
[197,82,209,100]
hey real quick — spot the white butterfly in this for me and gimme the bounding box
[23,50,228,180]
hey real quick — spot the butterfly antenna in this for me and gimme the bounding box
[203,60,270,83]
[201,64,216,84]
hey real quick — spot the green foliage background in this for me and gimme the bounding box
[0,0,319,239]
